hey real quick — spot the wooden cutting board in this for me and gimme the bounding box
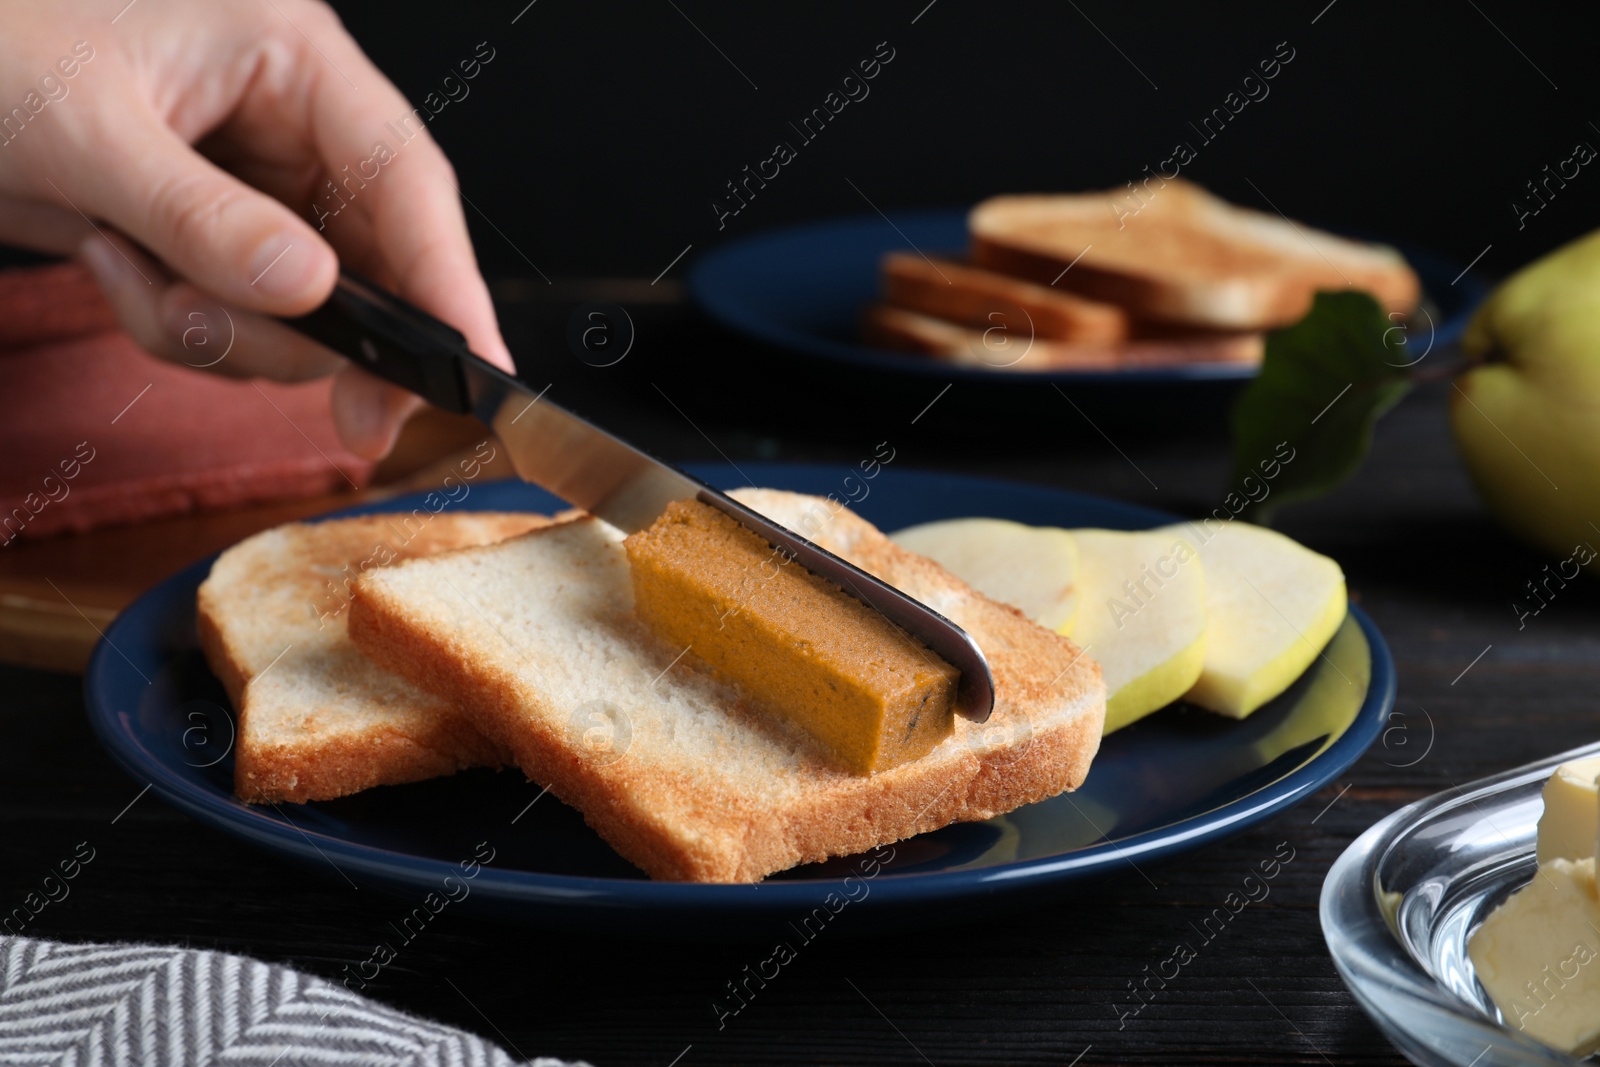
[0,408,517,673]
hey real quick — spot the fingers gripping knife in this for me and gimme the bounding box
[287,272,994,722]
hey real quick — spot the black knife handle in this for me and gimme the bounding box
[287,271,477,415]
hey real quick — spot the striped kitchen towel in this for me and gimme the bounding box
[0,936,588,1066]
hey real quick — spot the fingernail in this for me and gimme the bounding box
[79,235,142,298]
[246,236,321,301]
[344,399,382,458]
[331,369,386,460]
[332,368,422,461]
[162,293,236,369]
[361,389,423,460]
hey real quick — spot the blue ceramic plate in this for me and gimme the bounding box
[85,464,1393,934]
[687,211,1489,385]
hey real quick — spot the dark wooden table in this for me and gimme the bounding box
[5,294,1595,1066]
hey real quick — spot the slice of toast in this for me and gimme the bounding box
[881,252,1130,343]
[347,489,1106,883]
[198,511,551,803]
[864,303,1264,371]
[969,179,1421,330]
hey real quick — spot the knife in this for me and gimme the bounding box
[287,270,994,722]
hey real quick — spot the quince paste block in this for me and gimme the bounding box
[624,500,958,774]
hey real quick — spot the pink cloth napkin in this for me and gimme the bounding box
[0,261,375,542]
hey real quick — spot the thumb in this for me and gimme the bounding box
[55,107,337,315]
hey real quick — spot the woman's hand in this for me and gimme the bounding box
[0,0,512,458]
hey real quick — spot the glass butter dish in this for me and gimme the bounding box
[1322,741,1600,1067]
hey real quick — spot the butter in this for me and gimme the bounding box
[1467,756,1600,1054]
[1537,756,1600,864]
[623,500,959,775]
[1468,858,1600,1056]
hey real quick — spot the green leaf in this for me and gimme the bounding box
[1229,290,1413,524]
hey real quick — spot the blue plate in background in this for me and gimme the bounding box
[688,211,1489,385]
[85,464,1393,934]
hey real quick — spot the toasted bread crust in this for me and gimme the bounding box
[349,495,1106,883]
[972,237,1252,323]
[969,181,1421,330]
[865,304,1263,370]
[881,252,1130,343]
[196,595,250,712]
[197,511,548,804]
[231,719,509,805]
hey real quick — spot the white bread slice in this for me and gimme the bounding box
[865,303,1264,370]
[969,179,1421,330]
[198,512,550,803]
[881,252,1130,343]
[347,489,1105,883]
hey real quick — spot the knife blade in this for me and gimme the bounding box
[288,271,994,721]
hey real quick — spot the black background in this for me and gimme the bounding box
[334,0,1600,284]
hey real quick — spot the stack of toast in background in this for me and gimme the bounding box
[864,179,1422,372]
